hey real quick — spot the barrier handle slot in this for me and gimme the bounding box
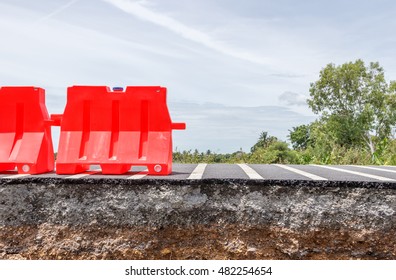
[171,123,186,130]
[50,114,63,126]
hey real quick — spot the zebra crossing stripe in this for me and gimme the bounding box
[350,165,396,174]
[274,164,328,181]
[64,171,100,179]
[238,164,264,179]
[187,164,207,179]
[1,174,30,179]
[126,170,148,179]
[312,165,395,181]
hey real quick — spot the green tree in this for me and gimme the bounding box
[249,141,297,164]
[289,124,311,150]
[307,59,396,156]
[251,131,278,153]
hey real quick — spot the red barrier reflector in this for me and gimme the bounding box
[53,86,186,175]
[0,87,54,174]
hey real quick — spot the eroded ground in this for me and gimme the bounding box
[1,179,395,259]
[1,224,395,260]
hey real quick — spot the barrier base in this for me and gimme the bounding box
[55,164,89,175]
[0,163,53,175]
[100,164,131,175]
[55,163,172,175]
[0,164,16,173]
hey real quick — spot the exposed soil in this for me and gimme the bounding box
[1,178,396,259]
[1,224,395,260]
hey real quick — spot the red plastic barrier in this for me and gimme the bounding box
[53,86,185,175]
[0,87,54,174]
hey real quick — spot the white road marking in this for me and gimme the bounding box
[64,171,100,179]
[126,169,148,179]
[187,163,207,180]
[238,164,264,179]
[274,164,328,181]
[312,165,395,181]
[349,165,396,174]
[1,174,30,179]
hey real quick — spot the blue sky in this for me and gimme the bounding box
[1,0,396,152]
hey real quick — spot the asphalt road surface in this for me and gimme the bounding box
[2,164,396,182]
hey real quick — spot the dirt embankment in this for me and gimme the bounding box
[1,178,395,259]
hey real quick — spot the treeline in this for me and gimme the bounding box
[173,137,396,165]
[173,132,304,164]
[174,60,396,165]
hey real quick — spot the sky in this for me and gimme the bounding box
[1,0,396,153]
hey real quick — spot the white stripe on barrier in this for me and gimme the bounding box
[312,165,395,181]
[274,164,328,181]
[187,163,207,180]
[238,164,264,179]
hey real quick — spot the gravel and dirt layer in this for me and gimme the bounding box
[1,178,395,259]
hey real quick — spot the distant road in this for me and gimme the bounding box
[2,164,396,182]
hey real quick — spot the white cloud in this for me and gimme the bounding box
[278,91,308,106]
[102,0,271,65]
[37,0,80,22]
